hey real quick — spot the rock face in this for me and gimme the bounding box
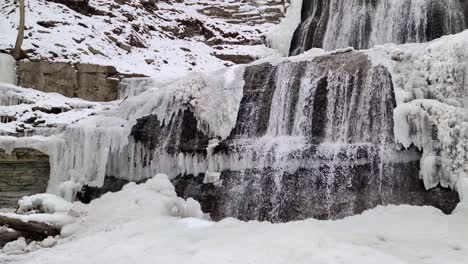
[290,0,466,55]
[17,61,121,101]
[104,51,459,222]
[0,148,50,208]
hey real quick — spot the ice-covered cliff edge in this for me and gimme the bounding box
[365,31,468,194]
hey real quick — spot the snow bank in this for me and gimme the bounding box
[266,0,304,55]
[2,176,467,263]
[58,174,205,239]
[0,53,16,85]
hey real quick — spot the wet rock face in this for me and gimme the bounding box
[290,0,466,55]
[17,61,122,101]
[0,148,50,208]
[116,51,460,222]
[131,109,210,155]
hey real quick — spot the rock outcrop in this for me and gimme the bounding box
[17,61,121,101]
[0,148,50,208]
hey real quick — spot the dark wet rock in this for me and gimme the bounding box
[77,176,143,204]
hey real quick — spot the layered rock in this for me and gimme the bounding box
[17,61,121,101]
[0,148,50,208]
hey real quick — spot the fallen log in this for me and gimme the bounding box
[0,228,29,246]
[0,214,60,238]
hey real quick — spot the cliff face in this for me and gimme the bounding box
[17,61,123,102]
[0,148,50,208]
[289,0,466,55]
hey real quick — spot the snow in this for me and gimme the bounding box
[0,53,16,85]
[2,237,27,255]
[17,193,73,214]
[203,171,222,187]
[0,83,105,135]
[1,174,467,263]
[0,212,75,228]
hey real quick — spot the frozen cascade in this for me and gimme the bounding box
[13,66,245,193]
[265,0,304,56]
[97,50,454,222]
[118,78,155,100]
[289,0,466,55]
[0,116,129,194]
[119,66,245,140]
[0,53,16,85]
[374,30,468,191]
[2,37,463,221]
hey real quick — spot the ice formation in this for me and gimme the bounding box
[118,78,156,100]
[266,0,304,56]
[0,53,16,85]
[120,66,245,140]
[369,31,468,191]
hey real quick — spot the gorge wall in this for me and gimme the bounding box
[289,0,467,55]
[17,61,123,102]
[0,148,50,208]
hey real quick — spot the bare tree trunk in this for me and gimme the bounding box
[12,0,25,60]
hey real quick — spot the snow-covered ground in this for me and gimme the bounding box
[1,174,467,263]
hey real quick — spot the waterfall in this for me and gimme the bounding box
[93,50,455,221]
[290,0,466,55]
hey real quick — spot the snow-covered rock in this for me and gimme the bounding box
[0,0,291,80]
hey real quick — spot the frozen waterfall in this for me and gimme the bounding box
[0,53,16,85]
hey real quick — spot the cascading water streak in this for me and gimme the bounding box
[290,0,466,54]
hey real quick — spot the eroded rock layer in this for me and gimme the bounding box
[0,148,50,208]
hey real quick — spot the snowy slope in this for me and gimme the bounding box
[0,0,290,80]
